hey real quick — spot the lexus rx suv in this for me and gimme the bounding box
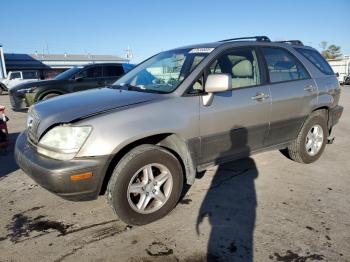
[15,36,343,225]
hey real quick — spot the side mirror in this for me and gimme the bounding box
[335,72,339,77]
[75,76,84,82]
[205,74,232,93]
[202,74,232,106]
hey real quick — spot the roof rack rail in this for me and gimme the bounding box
[219,36,271,43]
[275,40,304,46]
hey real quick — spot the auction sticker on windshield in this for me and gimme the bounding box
[189,48,214,53]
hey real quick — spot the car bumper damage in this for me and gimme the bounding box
[15,131,109,201]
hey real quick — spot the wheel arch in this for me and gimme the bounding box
[37,89,65,101]
[99,133,197,195]
[311,106,332,131]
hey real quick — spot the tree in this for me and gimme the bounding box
[320,41,342,59]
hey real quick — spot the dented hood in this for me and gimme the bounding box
[31,87,161,139]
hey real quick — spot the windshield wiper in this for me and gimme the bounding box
[109,84,123,89]
[111,83,166,94]
[124,83,143,91]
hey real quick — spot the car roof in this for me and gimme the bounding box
[81,62,126,68]
[171,40,315,52]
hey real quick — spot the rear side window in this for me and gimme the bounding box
[104,65,124,77]
[295,48,334,75]
[262,47,309,83]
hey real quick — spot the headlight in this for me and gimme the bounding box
[37,125,92,160]
[16,87,36,94]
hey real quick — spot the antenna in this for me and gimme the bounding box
[125,46,133,61]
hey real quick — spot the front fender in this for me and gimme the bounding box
[75,96,200,183]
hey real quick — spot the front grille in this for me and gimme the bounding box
[28,108,40,144]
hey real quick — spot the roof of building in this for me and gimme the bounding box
[4,53,127,62]
[4,53,129,70]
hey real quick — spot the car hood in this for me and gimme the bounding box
[31,87,162,139]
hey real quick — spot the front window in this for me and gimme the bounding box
[188,48,261,94]
[113,48,211,93]
[54,67,83,80]
[76,66,103,79]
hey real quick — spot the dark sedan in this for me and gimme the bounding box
[9,63,134,110]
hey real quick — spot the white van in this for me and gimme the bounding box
[0,70,40,93]
[328,56,350,84]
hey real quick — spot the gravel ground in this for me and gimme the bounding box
[0,87,349,262]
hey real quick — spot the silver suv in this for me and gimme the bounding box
[15,36,343,225]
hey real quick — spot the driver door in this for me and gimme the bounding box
[198,47,271,165]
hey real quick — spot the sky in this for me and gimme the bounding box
[1,0,349,62]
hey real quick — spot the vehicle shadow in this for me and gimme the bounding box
[0,132,20,178]
[196,128,258,261]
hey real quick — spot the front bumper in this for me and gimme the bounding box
[15,131,110,201]
[9,91,28,111]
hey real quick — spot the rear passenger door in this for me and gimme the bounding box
[103,65,125,85]
[198,47,271,165]
[261,47,317,146]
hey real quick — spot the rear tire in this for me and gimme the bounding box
[286,110,328,164]
[107,144,183,225]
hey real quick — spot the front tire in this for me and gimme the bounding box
[41,93,60,101]
[107,144,183,225]
[286,110,328,164]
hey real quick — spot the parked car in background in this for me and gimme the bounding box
[344,75,350,85]
[0,70,40,94]
[15,36,343,225]
[9,63,134,110]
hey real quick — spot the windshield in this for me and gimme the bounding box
[113,48,212,93]
[54,67,83,80]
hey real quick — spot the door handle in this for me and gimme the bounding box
[251,92,269,101]
[304,85,316,92]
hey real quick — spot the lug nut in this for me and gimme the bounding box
[152,189,156,194]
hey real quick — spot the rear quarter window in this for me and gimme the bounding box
[295,48,334,75]
[104,65,124,77]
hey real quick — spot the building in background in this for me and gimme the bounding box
[3,52,129,79]
[328,55,350,84]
